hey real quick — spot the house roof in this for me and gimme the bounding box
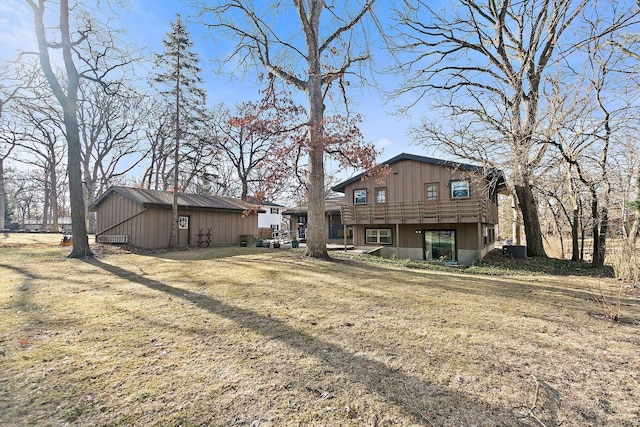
[245,196,285,208]
[331,153,505,193]
[283,196,345,215]
[89,186,253,212]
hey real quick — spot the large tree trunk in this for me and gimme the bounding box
[511,194,522,245]
[29,0,91,257]
[303,2,328,259]
[592,178,611,268]
[65,107,92,257]
[82,170,95,234]
[43,172,50,229]
[306,140,328,258]
[571,207,579,262]
[566,167,580,262]
[589,193,601,267]
[596,208,608,267]
[240,176,249,201]
[49,160,59,232]
[514,183,546,257]
[630,217,639,246]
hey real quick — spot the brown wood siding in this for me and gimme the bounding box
[352,223,480,250]
[185,210,258,247]
[95,193,258,249]
[347,160,487,204]
[94,193,160,248]
[342,159,496,226]
[142,208,171,248]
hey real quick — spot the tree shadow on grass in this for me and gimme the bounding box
[0,263,38,311]
[333,257,640,316]
[85,257,526,426]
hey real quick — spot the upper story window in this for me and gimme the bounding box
[425,183,438,200]
[353,189,367,204]
[375,188,387,203]
[270,207,279,214]
[451,180,470,199]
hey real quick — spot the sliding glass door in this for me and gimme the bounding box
[423,230,456,262]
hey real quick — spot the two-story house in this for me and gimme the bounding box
[252,199,285,232]
[332,153,506,265]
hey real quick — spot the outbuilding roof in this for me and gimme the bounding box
[282,197,345,215]
[89,186,252,212]
[331,153,505,193]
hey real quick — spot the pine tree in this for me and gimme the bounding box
[153,14,207,248]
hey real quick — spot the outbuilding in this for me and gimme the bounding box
[89,186,260,249]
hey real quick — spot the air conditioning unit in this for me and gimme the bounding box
[97,234,128,244]
[502,245,527,258]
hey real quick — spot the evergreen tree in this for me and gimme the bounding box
[153,14,207,248]
[4,196,16,228]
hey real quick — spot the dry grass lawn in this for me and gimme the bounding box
[0,233,638,426]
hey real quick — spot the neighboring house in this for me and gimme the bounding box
[283,197,352,244]
[332,153,506,265]
[89,186,260,249]
[245,197,285,232]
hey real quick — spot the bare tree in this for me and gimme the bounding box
[6,168,46,229]
[0,60,38,230]
[141,104,174,191]
[0,120,19,230]
[199,0,378,259]
[629,195,640,244]
[544,4,640,267]
[212,85,306,201]
[11,92,68,231]
[25,0,116,256]
[392,0,608,257]
[77,81,149,232]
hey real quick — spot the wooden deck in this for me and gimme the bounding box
[340,198,497,225]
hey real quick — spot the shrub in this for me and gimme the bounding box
[607,242,640,285]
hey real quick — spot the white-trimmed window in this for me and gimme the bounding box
[366,228,392,245]
[178,216,189,229]
[270,207,279,214]
[451,180,470,199]
[354,189,367,204]
[375,188,387,203]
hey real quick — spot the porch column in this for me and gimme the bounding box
[477,221,483,260]
[353,226,357,248]
[396,223,400,257]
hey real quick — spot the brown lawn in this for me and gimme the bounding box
[0,233,638,426]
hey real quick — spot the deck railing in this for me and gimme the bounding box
[340,198,497,225]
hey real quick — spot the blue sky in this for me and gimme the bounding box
[1,1,429,168]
